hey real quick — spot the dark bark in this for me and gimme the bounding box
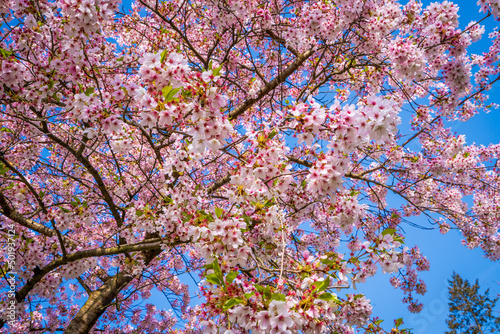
[63,240,163,334]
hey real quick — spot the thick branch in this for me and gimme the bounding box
[228,49,315,120]
[0,192,57,238]
[16,238,182,303]
[287,156,313,168]
[207,173,231,194]
[63,271,134,334]
[63,239,164,334]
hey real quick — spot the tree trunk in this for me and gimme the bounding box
[64,237,162,333]
[63,271,133,334]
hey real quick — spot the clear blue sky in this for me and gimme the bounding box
[118,0,500,332]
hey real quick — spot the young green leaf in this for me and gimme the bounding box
[215,207,223,218]
[381,228,396,236]
[268,129,278,139]
[225,271,238,284]
[84,87,95,96]
[0,48,13,58]
[0,163,8,175]
[271,293,286,301]
[160,50,168,63]
[244,292,254,299]
[205,273,222,285]
[318,292,338,301]
[212,63,223,77]
[264,286,271,298]
[162,85,181,102]
[212,258,222,279]
[222,298,243,310]
[313,276,330,292]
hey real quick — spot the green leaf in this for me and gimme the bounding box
[350,189,360,197]
[205,273,222,285]
[244,292,254,299]
[222,298,243,310]
[0,48,13,58]
[225,271,238,284]
[117,57,124,62]
[264,198,275,208]
[318,292,337,301]
[212,63,223,77]
[162,86,172,98]
[393,235,405,244]
[162,85,181,102]
[321,258,335,266]
[395,318,403,327]
[208,60,213,70]
[263,286,271,298]
[242,214,251,225]
[215,207,223,218]
[212,258,222,279]
[313,276,330,292]
[321,276,330,292]
[181,89,192,99]
[268,129,278,140]
[135,209,144,217]
[0,127,13,133]
[381,228,396,236]
[61,207,70,213]
[160,50,168,63]
[0,163,8,175]
[84,87,95,96]
[47,79,54,89]
[271,293,286,301]
[198,210,211,219]
[181,211,192,222]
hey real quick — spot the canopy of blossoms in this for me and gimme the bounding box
[0,0,500,333]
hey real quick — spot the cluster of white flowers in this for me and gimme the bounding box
[387,37,427,81]
[188,218,251,267]
[58,0,118,35]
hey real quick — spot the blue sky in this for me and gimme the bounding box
[116,0,500,331]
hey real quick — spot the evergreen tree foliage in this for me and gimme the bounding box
[445,272,500,334]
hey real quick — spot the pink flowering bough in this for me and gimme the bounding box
[1,0,500,332]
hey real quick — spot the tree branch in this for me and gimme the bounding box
[228,49,315,120]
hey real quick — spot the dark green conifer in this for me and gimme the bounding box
[445,272,500,334]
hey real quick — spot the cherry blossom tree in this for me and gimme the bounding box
[1,0,500,333]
